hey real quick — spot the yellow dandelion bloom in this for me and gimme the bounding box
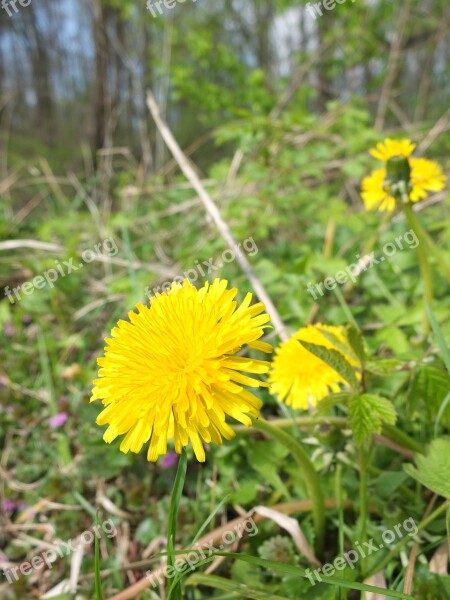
[269,324,357,410]
[91,279,272,462]
[361,167,396,212]
[370,138,416,161]
[362,138,447,212]
[409,158,447,201]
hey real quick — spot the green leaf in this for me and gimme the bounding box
[94,512,104,600]
[248,440,291,499]
[426,303,450,374]
[436,392,450,437]
[298,341,360,392]
[365,358,403,376]
[447,505,450,556]
[187,573,290,600]
[315,392,352,415]
[315,327,360,365]
[192,495,230,546]
[213,552,415,599]
[348,394,397,446]
[410,365,450,429]
[410,365,450,403]
[346,324,366,364]
[404,438,450,498]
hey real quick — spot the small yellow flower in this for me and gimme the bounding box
[361,138,447,212]
[91,279,272,462]
[408,158,447,202]
[369,138,416,161]
[362,167,397,212]
[269,324,358,410]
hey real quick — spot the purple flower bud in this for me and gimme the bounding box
[48,412,68,428]
[2,500,16,512]
[161,451,178,469]
[3,323,15,338]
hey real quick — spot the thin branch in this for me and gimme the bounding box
[146,91,289,342]
[375,0,411,131]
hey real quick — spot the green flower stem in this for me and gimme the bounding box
[381,423,423,454]
[37,330,71,467]
[334,467,345,600]
[403,202,450,281]
[364,500,450,579]
[402,203,436,334]
[235,416,347,431]
[167,450,188,600]
[358,446,369,575]
[238,418,423,456]
[252,417,325,555]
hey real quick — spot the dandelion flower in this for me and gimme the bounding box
[362,167,397,212]
[91,279,272,462]
[369,138,416,161]
[361,138,447,212]
[408,158,447,201]
[269,324,357,410]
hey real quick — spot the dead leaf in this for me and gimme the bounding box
[253,505,320,567]
[430,542,449,574]
[364,571,387,600]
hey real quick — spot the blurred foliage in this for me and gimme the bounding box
[1,0,450,598]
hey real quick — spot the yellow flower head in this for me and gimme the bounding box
[269,324,357,410]
[361,138,447,212]
[369,138,416,161]
[91,279,272,462]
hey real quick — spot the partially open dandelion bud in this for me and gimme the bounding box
[386,156,411,187]
[361,138,446,212]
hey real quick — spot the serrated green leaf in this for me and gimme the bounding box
[410,365,450,428]
[315,328,360,365]
[404,439,450,498]
[410,365,450,403]
[348,394,397,446]
[346,324,366,363]
[315,392,352,415]
[365,358,403,376]
[298,341,360,392]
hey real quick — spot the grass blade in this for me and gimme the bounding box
[215,552,415,600]
[192,495,230,546]
[187,573,291,599]
[94,511,104,600]
[426,303,450,374]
